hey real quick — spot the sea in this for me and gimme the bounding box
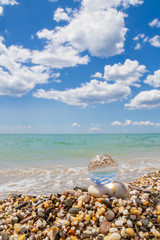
[0,134,160,199]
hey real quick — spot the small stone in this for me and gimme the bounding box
[141,219,148,226]
[97,207,105,216]
[115,219,124,227]
[102,199,112,209]
[126,228,134,237]
[20,226,28,234]
[81,233,90,239]
[15,201,28,209]
[12,216,19,224]
[85,195,91,204]
[69,207,79,215]
[108,233,121,240]
[36,219,43,228]
[38,212,46,218]
[31,227,39,233]
[16,213,24,222]
[1,233,9,240]
[157,215,160,224]
[99,221,111,234]
[14,223,22,233]
[29,235,36,240]
[64,198,73,207]
[18,235,26,240]
[97,235,104,240]
[88,185,113,198]
[108,182,129,199]
[105,210,115,221]
[46,206,55,215]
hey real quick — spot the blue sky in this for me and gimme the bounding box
[0,0,160,133]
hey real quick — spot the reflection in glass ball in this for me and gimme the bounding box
[88,155,118,185]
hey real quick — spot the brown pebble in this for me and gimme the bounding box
[31,227,39,233]
[99,221,111,234]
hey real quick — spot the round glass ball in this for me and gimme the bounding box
[88,155,118,185]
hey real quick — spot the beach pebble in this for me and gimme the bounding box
[105,210,115,221]
[1,232,9,240]
[107,181,129,199]
[99,221,111,234]
[64,198,73,208]
[88,185,113,197]
[69,207,79,215]
[108,232,121,240]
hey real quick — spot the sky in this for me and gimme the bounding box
[0,0,160,134]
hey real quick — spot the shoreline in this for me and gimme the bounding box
[0,170,160,239]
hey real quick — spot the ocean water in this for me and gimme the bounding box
[0,134,160,199]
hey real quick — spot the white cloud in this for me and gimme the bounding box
[111,121,122,126]
[103,59,146,87]
[32,41,89,69]
[71,122,80,127]
[49,0,57,2]
[111,119,160,127]
[124,119,132,126]
[0,6,3,15]
[90,127,101,131]
[133,33,148,49]
[82,0,143,10]
[36,7,127,59]
[149,35,160,47]
[149,18,160,28]
[125,89,160,109]
[0,37,50,96]
[54,8,71,22]
[0,0,18,5]
[144,69,160,88]
[91,72,103,79]
[134,42,141,50]
[33,80,131,107]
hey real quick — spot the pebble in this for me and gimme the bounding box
[108,232,121,240]
[108,182,129,199]
[99,221,111,234]
[69,207,79,215]
[88,185,113,198]
[0,170,160,239]
[64,198,73,208]
[105,210,115,221]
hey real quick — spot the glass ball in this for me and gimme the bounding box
[88,155,118,185]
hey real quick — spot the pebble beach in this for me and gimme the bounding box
[1,170,160,240]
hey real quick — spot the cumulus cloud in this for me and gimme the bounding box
[0,37,50,96]
[149,35,160,47]
[91,72,103,79]
[71,122,80,127]
[54,8,71,22]
[111,119,160,127]
[144,69,160,88]
[33,80,131,107]
[103,59,146,87]
[149,18,160,28]
[36,7,127,59]
[32,43,89,69]
[125,89,160,109]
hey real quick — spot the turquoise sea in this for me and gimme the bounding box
[0,134,160,198]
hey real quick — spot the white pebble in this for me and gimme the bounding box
[139,231,145,239]
[123,209,128,215]
[127,220,133,228]
[115,219,124,226]
[109,232,121,240]
[109,227,118,233]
